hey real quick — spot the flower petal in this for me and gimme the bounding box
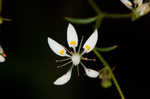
[133,0,143,6]
[48,37,69,57]
[136,3,150,16]
[54,68,72,85]
[83,30,98,53]
[84,68,99,78]
[120,0,133,9]
[139,5,146,16]
[0,55,5,62]
[67,23,78,48]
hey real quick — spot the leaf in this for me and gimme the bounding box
[65,16,97,24]
[96,45,118,52]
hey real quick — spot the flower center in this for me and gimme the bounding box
[71,53,81,66]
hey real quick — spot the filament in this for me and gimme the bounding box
[63,46,71,56]
[78,36,84,53]
[77,65,80,77]
[56,58,71,62]
[80,62,87,70]
[82,57,96,62]
[57,61,72,68]
[73,47,76,53]
[80,50,86,56]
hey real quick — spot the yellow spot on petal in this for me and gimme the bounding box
[59,49,65,55]
[85,45,90,51]
[70,41,76,45]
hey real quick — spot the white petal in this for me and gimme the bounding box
[139,5,146,16]
[67,23,78,48]
[84,67,99,78]
[0,55,5,63]
[83,30,98,53]
[134,0,143,6]
[120,0,133,9]
[54,68,72,85]
[48,37,69,57]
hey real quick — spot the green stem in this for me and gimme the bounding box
[104,13,132,19]
[88,0,103,14]
[95,15,103,29]
[93,49,125,99]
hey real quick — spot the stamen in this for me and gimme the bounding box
[81,50,86,56]
[57,61,72,68]
[82,57,96,62]
[70,51,73,55]
[2,53,7,57]
[78,36,84,53]
[56,58,70,62]
[73,47,76,53]
[80,62,86,70]
[77,65,80,77]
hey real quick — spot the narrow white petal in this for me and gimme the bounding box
[83,30,98,53]
[84,67,99,78]
[0,55,5,63]
[120,0,133,9]
[54,68,72,85]
[67,23,78,48]
[48,37,69,57]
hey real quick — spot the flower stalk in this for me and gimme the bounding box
[93,49,125,99]
[103,13,132,19]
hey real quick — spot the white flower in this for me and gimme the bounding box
[120,0,150,16]
[48,23,99,85]
[0,46,6,63]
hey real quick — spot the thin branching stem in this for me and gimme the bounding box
[93,49,125,99]
[88,0,103,14]
[104,13,132,19]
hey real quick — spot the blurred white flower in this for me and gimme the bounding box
[0,46,6,63]
[120,0,150,16]
[48,23,99,85]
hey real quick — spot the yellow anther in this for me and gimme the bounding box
[85,45,90,51]
[70,41,76,45]
[59,49,65,55]
[126,2,131,6]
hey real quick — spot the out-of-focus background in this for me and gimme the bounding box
[0,0,149,99]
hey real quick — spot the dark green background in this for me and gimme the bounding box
[0,0,149,99]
